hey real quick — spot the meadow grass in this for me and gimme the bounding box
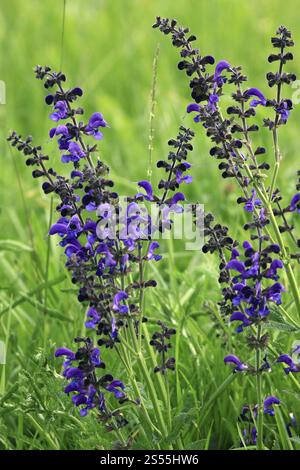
[0,0,300,450]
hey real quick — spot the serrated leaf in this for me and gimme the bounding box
[185,439,206,450]
[268,321,298,332]
[290,437,300,444]
[269,305,284,322]
[165,408,199,443]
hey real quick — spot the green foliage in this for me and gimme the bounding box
[0,0,300,450]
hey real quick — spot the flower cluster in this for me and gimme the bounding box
[55,338,127,424]
[8,19,300,450]
[150,321,176,374]
[277,345,300,374]
[239,404,258,446]
[134,125,194,234]
[8,65,182,432]
[155,17,300,449]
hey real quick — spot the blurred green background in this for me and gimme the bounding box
[2,0,300,225]
[0,0,300,450]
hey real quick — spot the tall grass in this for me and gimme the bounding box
[0,0,299,449]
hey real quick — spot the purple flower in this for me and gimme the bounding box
[230,311,251,332]
[49,124,69,138]
[62,141,86,163]
[85,112,107,140]
[263,396,280,416]
[171,192,185,204]
[187,103,201,114]
[49,216,83,249]
[187,103,201,122]
[112,291,128,314]
[85,307,101,329]
[49,220,68,236]
[64,367,84,379]
[55,347,76,359]
[77,386,97,416]
[64,239,86,258]
[265,259,283,280]
[207,93,219,111]
[290,193,300,213]
[55,337,121,417]
[111,316,118,340]
[50,101,68,121]
[146,242,162,261]
[264,282,285,304]
[292,345,300,354]
[226,259,245,273]
[90,348,101,367]
[97,203,113,219]
[106,379,125,399]
[214,60,231,78]
[277,354,299,374]
[224,354,248,372]
[244,189,262,212]
[136,180,154,201]
[214,60,231,86]
[244,88,267,107]
[71,170,83,179]
[176,171,193,184]
[276,99,292,123]
[72,394,87,407]
[67,215,83,234]
[96,244,116,273]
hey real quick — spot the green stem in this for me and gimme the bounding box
[278,305,300,329]
[268,206,300,316]
[269,161,280,203]
[116,342,162,440]
[138,245,145,352]
[142,323,169,409]
[43,197,53,348]
[127,321,170,442]
[256,325,264,450]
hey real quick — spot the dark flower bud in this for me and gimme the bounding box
[202,244,209,253]
[268,54,280,63]
[25,158,36,166]
[42,182,54,194]
[32,169,45,178]
[231,124,243,133]
[145,280,157,287]
[227,106,239,115]
[178,60,189,70]
[218,162,228,170]
[283,52,293,61]
[254,147,266,155]
[244,108,256,117]
[157,160,169,168]
[201,55,215,65]
[247,125,259,132]
[258,163,270,170]
[45,94,54,105]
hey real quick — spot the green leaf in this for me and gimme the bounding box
[165,408,199,443]
[267,321,298,333]
[0,274,66,318]
[0,240,33,252]
[185,439,206,450]
[290,437,300,445]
